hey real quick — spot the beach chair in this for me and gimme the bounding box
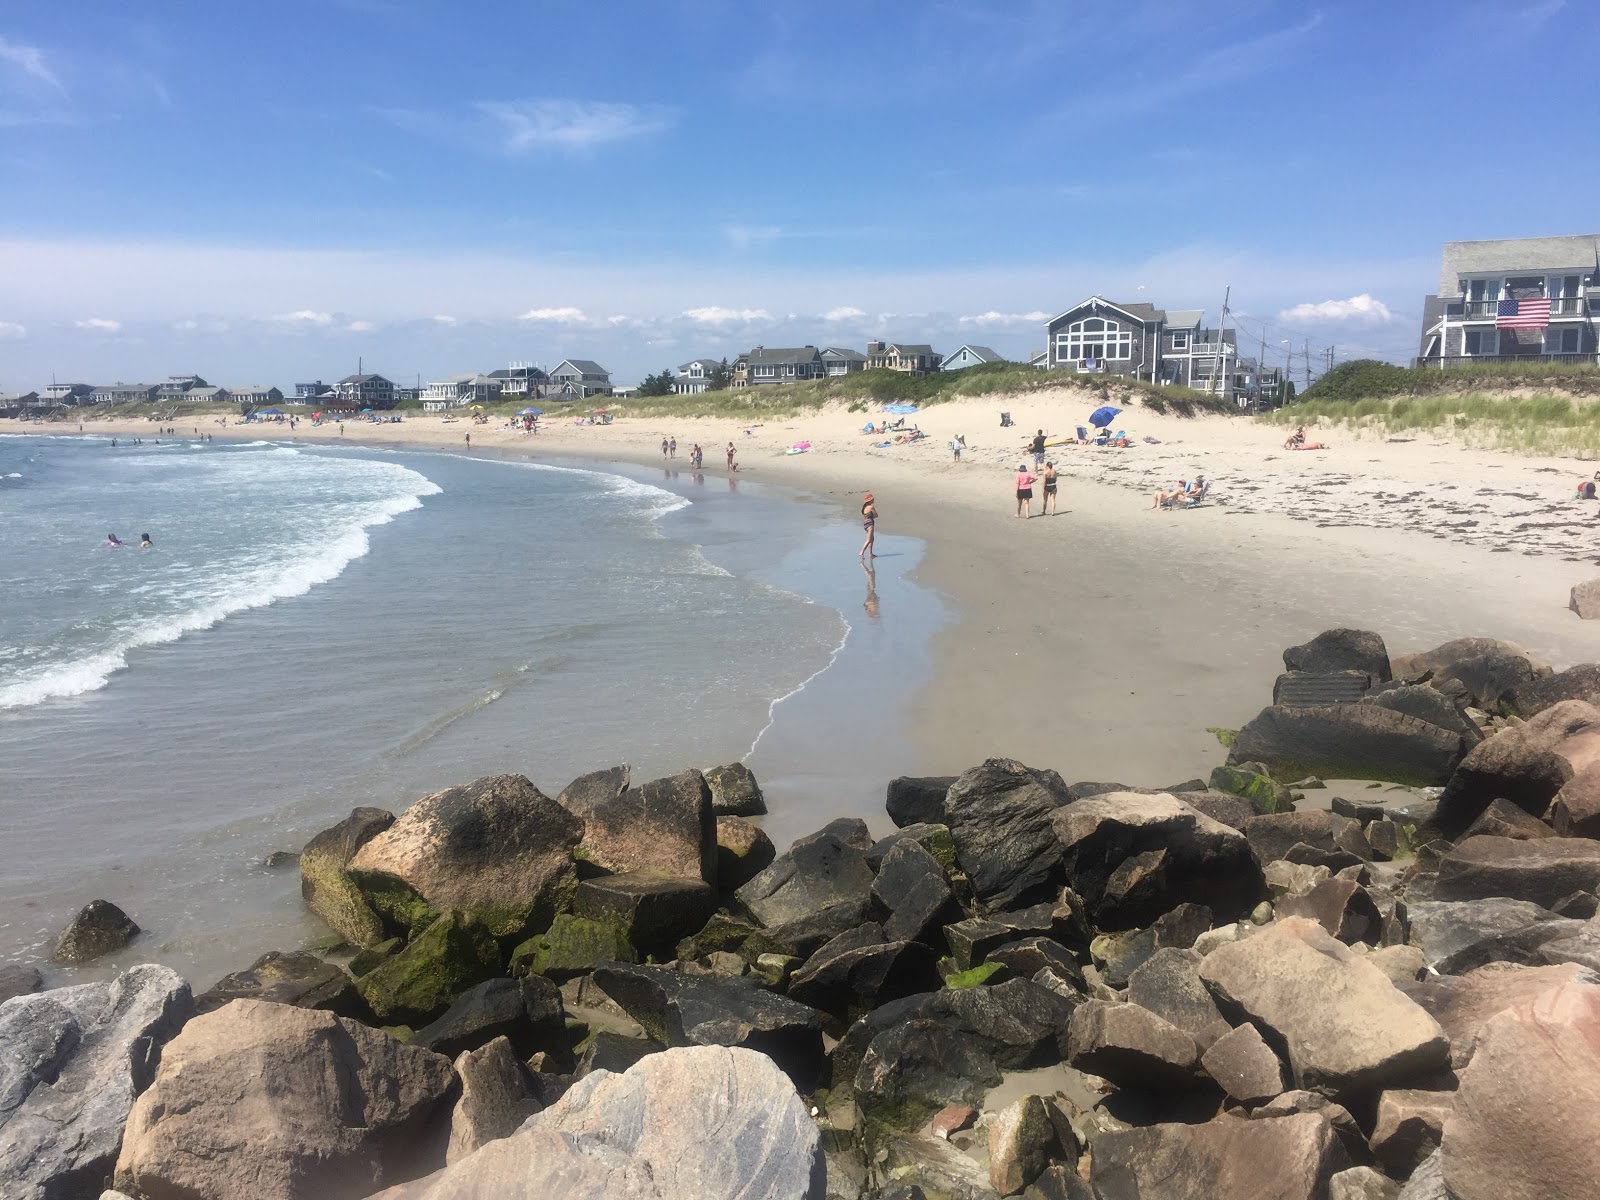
[1075,426,1089,443]
[1171,481,1211,509]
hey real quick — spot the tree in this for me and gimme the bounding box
[638,367,675,397]
[709,357,731,391]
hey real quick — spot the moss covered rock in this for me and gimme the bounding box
[945,962,1007,990]
[356,909,503,1026]
[299,807,396,949]
[1209,764,1293,815]
[510,914,636,980]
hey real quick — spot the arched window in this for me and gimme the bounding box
[1056,314,1134,361]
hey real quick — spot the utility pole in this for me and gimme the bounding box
[1258,325,1269,409]
[1303,340,1311,390]
[1217,286,1231,401]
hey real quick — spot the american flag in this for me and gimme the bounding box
[1496,297,1551,329]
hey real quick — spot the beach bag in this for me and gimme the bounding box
[1581,480,1596,500]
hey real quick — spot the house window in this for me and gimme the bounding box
[1464,329,1498,356]
[1059,317,1133,361]
[1545,327,1581,354]
[1550,275,1581,299]
[1171,331,1189,351]
[1467,279,1501,302]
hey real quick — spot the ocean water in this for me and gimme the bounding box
[0,435,942,986]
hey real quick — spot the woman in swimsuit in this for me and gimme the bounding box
[1041,461,1059,515]
[860,492,878,558]
[105,532,124,548]
[1015,464,1037,518]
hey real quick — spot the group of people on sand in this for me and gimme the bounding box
[1013,461,1060,518]
[1152,477,1208,510]
[1284,425,1330,451]
[105,532,153,549]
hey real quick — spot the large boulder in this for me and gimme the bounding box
[1503,662,1600,718]
[1389,637,1534,706]
[1243,811,1368,868]
[1363,685,1481,744]
[559,768,717,885]
[0,965,192,1200]
[1091,1112,1351,1200]
[300,806,396,947]
[591,963,825,1088]
[735,824,875,928]
[1549,760,1600,838]
[1440,979,1600,1200]
[871,839,962,946]
[852,1016,1003,1140]
[987,1094,1077,1196]
[942,759,1073,909]
[1198,917,1449,1098]
[787,925,940,1030]
[1066,1000,1202,1091]
[1370,1089,1453,1177]
[1404,898,1566,973]
[348,774,583,941]
[715,816,775,890]
[1052,792,1264,929]
[113,998,456,1200]
[1125,948,1231,1048]
[356,909,505,1026]
[196,949,365,1017]
[573,872,715,960]
[50,899,139,965]
[1200,1021,1291,1105]
[371,1045,823,1200]
[510,913,635,980]
[1401,961,1600,1067]
[704,762,767,817]
[445,1037,540,1166]
[1435,700,1600,835]
[1284,628,1392,682]
[412,975,565,1060]
[1434,835,1600,908]
[886,775,956,829]
[1229,704,1470,787]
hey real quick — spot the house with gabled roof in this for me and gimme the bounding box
[866,342,940,375]
[184,386,231,404]
[423,373,501,409]
[746,346,824,386]
[157,375,207,402]
[674,358,722,394]
[332,373,396,408]
[940,344,1005,372]
[90,383,159,405]
[548,359,612,398]
[232,386,284,407]
[489,365,547,397]
[821,347,868,377]
[1045,296,1265,398]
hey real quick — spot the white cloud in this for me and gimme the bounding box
[0,320,24,340]
[274,310,334,326]
[75,317,121,333]
[960,310,1050,327]
[346,320,376,332]
[1277,294,1394,324]
[432,314,458,326]
[724,224,783,249]
[823,306,866,321]
[477,99,675,154]
[518,306,590,324]
[681,306,771,325]
[0,37,63,92]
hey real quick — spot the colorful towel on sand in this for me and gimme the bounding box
[881,403,919,415]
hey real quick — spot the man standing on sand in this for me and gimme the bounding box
[465,433,471,449]
[1030,429,1047,467]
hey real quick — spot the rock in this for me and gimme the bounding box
[1462,796,1557,841]
[704,762,767,816]
[446,1036,540,1165]
[1198,917,1449,1098]
[715,815,775,890]
[1330,1166,1402,1200]
[1201,1021,1290,1104]
[1503,662,1600,718]
[263,849,299,869]
[787,925,940,1030]
[880,1132,1003,1200]
[1397,1148,1445,1200]
[745,897,873,961]
[0,965,191,1200]
[1229,704,1470,787]
[300,806,396,947]
[1363,685,1481,743]
[196,949,365,1017]
[350,937,404,977]
[868,822,961,873]
[887,775,956,828]
[348,774,583,941]
[1390,638,1535,705]
[1091,1111,1351,1200]
[853,1016,1003,1138]
[736,825,875,928]
[413,975,565,1060]
[562,767,717,885]
[50,899,139,964]
[872,840,963,946]
[988,1094,1077,1196]
[1089,928,1160,988]
[1435,699,1600,835]
[1278,877,1381,945]
[1369,1089,1452,1177]
[1285,628,1392,682]
[1053,792,1265,929]
[575,1030,663,1077]
[509,912,635,979]
[356,909,505,1026]
[930,1103,978,1138]
[935,978,1074,1069]
[945,917,1028,973]
[574,871,715,960]
[1066,1000,1202,1091]
[1403,961,1600,1067]
[1367,944,1426,985]
[591,962,825,1088]
[1126,948,1232,1048]
[113,998,454,1200]
[987,938,1085,994]
[942,759,1072,909]
[1440,979,1600,1200]
[1273,670,1376,708]
[1245,811,1366,868]
[1435,835,1600,907]
[1024,1164,1096,1200]
[1549,760,1600,838]
[1209,764,1291,813]
[0,964,43,1003]
[1405,898,1565,972]
[1570,579,1600,619]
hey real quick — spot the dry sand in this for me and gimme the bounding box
[52,392,1600,788]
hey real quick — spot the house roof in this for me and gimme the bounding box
[678,358,721,371]
[337,374,392,385]
[749,346,822,365]
[187,387,229,398]
[941,344,1002,365]
[1440,234,1600,293]
[821,347,867,361]
[489,367,545,379]
[1165,309,1204,329]
[554,359,609,375]
[1047,296,1166,327]
[881,343,936,357]
[231,385,279,394]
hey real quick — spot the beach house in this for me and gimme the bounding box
[42,383,94,406]
[1042,297,1264,397]
[231,386,284,407]
[866,341,940,376]
[745,346,825,386]
[89,384,159,405]
[295,381,331,399]
[488,366,547,397]
[184,386,231,404]
[331,373,397,409]
[940,345,1005,372]
[728,353,750,388]
[423,373,502,409]
[674,359,722,394]
[157,375,207,402]
[821,347,868,377]
[1415,234,1600,367]
[548,360,613,398]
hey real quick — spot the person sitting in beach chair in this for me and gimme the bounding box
[1074,426,1089,443]
[1107,430,1132,448]
[1173,477,1210,508]
[1285,425,1306,449]
[999,411,1014,427]
[1092,427,1111,445]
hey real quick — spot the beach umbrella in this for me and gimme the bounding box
[1089,405,1121,428]
[519,407,544,416]
[258,407,283,416]
[361,407,373,413]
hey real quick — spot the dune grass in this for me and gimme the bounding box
[1260,391,1600,456]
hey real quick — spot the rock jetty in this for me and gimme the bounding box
[6,627,1600,1197]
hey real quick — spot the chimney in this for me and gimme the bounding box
[867,340,884,354]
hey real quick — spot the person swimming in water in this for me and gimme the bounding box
[105,533,124,547]
[139,533,153,549]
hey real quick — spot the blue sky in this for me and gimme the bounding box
[1,0,1595,389]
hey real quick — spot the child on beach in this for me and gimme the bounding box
[726,442,737,471]
[1015,464,1037,518]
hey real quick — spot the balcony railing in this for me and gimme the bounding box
[1457,297,1588,318]
[1412,352,1597,369]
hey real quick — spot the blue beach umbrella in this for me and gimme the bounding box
[257,407,283,416]
[519,407,544,416]
[1088,405,1121,428]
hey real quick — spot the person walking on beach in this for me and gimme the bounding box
[338,422,345,436]
[1041,461,1059,515]
[1015,463,1038,518]
[1030,430,1047,467]
[669,436,677,458]
[860,492,878,559]
[726,441,736,471]
[662,437,670,459]
[465,432,471,448]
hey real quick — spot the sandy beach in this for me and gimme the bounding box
[51,390,1600,788]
